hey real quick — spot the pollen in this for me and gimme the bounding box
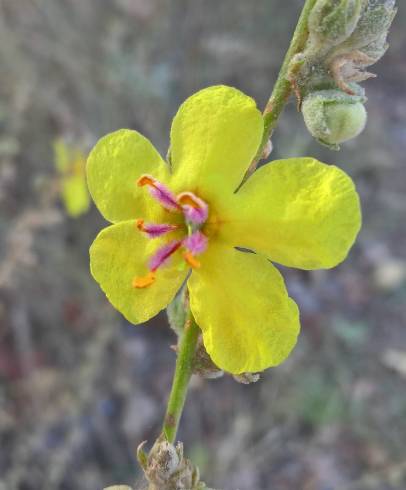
[183,251,201,269]
[133,271,156,289]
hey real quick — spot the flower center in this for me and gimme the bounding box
[133,174,209,289]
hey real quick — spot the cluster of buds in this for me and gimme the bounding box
[293,0,397,149]
[137,437,212,490]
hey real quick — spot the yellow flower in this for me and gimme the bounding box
[54,139,90,217]
[87,85,361,374]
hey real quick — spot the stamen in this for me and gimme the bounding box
[178,193,201,208]
[137,175,156,187]
[133,271,156,289]
[137,174,181,212]
[134,176,211,281]
[136,218,145,230]
[177,192,208,225]
[183,231,208,255]
[183,251,201,269]
[149,240,182,271]
[182,232,207,269]
[136,219,178,239]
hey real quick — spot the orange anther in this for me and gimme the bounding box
[137,175,155,187]
[136,218,145,230]
[183,251,201,269]
[132,271,156,289]
[178,193,200,209]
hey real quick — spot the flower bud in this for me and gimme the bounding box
[308,0,364,47]
[302,90,367,149]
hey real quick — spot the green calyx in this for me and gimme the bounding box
[302,90,367,150]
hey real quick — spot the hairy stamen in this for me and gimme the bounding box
[136,219,179,239]
[134,176,210,286]
[177,191,208,225]
[183,231,208,255]
[149,240,182,272]
[137,174,181,212]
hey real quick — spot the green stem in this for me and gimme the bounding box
[158,0,317,451]
[244,0,317,180]
[162,311,200,444]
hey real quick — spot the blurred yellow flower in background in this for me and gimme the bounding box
[54,139,90,218]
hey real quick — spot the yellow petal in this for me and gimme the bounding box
[87,129,170,223]
[90,221,187,324]
[188,243,300,374]
[221,158,361,270]
[169,85,263,201]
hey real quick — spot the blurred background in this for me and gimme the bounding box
[0,1,405,489]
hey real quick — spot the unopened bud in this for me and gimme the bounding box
[297,0,396,103]
[308,0,364,47]
[302,90,367,149]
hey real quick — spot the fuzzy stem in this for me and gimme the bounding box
[162,311,200,444]
[243,0,317,180]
